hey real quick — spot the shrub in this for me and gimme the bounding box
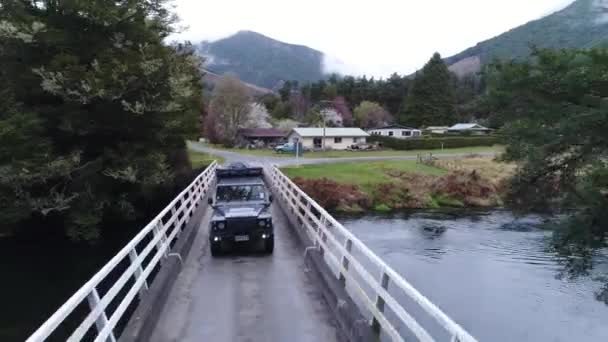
[368,135,500,150]
[431,170,501,207]
[292,177,369,210]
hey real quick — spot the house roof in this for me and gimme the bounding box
[290,127,370,137]
[368,124,420,131]
[425,126,450,130]
[448,123,491,130]
[237,128,287,138]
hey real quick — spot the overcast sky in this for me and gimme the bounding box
[171,0,575,77]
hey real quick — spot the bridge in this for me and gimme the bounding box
[25,161,479,342]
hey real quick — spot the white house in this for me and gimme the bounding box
[367,124,422,139]
[447,123,493,135]
[425,126,450,134]
[287,127,369,150]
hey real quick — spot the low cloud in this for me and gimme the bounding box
[592,0,608,24]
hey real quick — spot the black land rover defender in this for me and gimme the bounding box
[208,163,274,256]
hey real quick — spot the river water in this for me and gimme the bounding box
[340,210,608,342]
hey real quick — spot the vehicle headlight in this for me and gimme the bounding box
[258,219,267,227]
[213,221,225,230]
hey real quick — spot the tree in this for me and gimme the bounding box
[319,108,343,127]
[246,103,272,128]
[323,83,338,99]
[487,48,608,301]
[0,0,203,240]
[208,74,251,146]
[354,101,393,129]
[270,101,291,120]
[331,96,353,126]
[401,53,457,127]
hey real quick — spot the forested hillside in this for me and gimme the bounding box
[446,0,608,68]
[199,30,325,88]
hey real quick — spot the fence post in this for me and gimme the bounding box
[371,271,390,333]
[87,288,117,342]
[153,221,168,260]
[339,239,353,286]
[128,249,149,299]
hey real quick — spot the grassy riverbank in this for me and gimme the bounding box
[281,157,514,212]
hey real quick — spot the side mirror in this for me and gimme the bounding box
[208,197,213,205]
[268,195,273,203]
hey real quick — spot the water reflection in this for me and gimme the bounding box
[340,210,608,342]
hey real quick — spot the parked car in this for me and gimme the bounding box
[275,142,308,153]
[349,142,374,150]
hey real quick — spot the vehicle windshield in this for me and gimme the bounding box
[216,185,265,202]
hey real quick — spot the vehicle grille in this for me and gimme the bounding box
[227,217,257,233]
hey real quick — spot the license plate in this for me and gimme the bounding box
[234,235,249,242]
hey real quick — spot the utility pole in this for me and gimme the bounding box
[318,100,333,151]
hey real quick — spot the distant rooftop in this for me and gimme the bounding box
[368,124,419,130]
[291,127,369,137]
[448,123,491,130]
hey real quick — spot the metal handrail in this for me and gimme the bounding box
[269,165,478,342]
[26,161,218,342]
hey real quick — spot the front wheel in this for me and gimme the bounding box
[264,237,274,254]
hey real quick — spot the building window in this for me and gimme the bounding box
[334,137,342,143]
[413,131,421,137]
[388,131,394,136]
[353,137,359,143]
[402,131,411,137]
[313,138,322,148]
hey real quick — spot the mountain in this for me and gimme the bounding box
[198,30,325,89]
[202,69,273,96]
[446,0,608,75]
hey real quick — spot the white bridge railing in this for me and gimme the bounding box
[269,166,478,342]
[27,161,218,342]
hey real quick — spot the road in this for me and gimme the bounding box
[150,201,342,342]
[189,143,497,166]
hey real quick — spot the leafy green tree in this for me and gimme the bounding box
[487,48,608,300]
[270,101,291,120]
[0,0,203,240]
[401,53,457,127]
[354,101,392,129]
[323,83,338,99]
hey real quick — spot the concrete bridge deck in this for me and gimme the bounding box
[150,202,342,342]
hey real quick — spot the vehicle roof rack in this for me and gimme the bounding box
[216,163,263,178]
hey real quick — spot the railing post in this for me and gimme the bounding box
[87,288,117,342]
[129,249,149,299]
[339,238,352,285]
[153,221,168,259]
[318,216,327,254]
[371,271,390,333]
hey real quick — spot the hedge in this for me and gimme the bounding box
[368,135,501,150]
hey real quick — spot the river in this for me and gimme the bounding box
[340,210,608,342]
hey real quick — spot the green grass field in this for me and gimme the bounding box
[281,160,445,190]
[202,142,502,159]
[187,149,225,168]
[301,145,503,158]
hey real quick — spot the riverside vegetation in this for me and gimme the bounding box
[282,156,515,212]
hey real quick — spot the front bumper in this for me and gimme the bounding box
[209,229,273,244]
